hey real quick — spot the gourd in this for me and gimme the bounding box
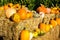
[5,8,16,18]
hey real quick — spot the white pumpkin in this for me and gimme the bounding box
[5,8,16,18]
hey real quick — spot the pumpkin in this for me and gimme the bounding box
[36,4,47,13]
[12,13,20,23]
[18,8,27,20]
[20,30,30,40]
[39,23,46,32]
[13,4,21,10]
[18,8,26,13]
[39,23,51,32]
[20,13,27,20]
[26,12,33,19]
[56,18,60,25]
[50,19,57,27]
[51,7,59,14]
[5,8,16,18]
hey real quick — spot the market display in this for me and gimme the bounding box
[0,3,60,40]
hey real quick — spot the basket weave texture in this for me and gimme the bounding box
[0,11,59,40]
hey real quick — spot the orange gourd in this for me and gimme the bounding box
[18,8,27,20]
[50,19,57,27]
[18,8,26,14]
[56,18,60,25]
[36,4,47,13]
[39,23,45,32]
[39,23,51,32]
[20,30,30,40]
[26,12,33,19]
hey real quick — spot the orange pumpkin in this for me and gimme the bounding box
[39,23,46,32]
[20,30,30,40]
[26,12,33,19]
[50,19,57,27]
[39,23,51,32]
[18,8,26,14]
[18,8,27,20]
[36,4,47,13]
[56,18,60,25]
[20,13,27,20]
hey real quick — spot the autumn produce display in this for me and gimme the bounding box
[0,3,60,40]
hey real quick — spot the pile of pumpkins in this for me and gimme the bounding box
[20,4,60,40]
[0,3,60,40]
[0,3,33,23]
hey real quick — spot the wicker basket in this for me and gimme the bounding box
[0,11,15,40]
[12,14,59,40]
[0,11,59,40]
